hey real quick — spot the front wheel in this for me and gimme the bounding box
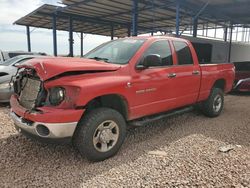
[201,88,224,117]
[73,108,126,162]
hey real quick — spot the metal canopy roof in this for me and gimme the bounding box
[14,4,129,37]
[14,0,250,37]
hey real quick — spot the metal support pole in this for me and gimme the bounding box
[248,28,250,42]
[175,0,180,37]
[52,15,57,56]
[127,25,131,37]
[193,1,209,21]
[80,32,83,57]
[236,26,238,41]
[193,18,198,37]
[245,28,248,42]
[228,25,233,63]
[26,26,31,52]
[214,24,217,38]
[69,17,74,57]
[224,27,228,42]
[192,1,209,38]
[132,0,138,36]
[151,31,154,36]
[242,28,245,42]
[202,24,205,36]
[111,24,114,40]
[206,22,208,37]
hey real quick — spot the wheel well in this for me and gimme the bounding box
[213,79,226,91]
[85,94,128,120]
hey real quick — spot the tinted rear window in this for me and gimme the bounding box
[192,42,212,63]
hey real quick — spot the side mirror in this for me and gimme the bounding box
[136,54,161,70]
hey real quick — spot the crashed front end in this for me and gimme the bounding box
[10,68,84,141]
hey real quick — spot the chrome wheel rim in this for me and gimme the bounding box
[213,95,222,112]
[93,120,119,153]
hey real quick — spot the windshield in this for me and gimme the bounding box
[84,39,146,64]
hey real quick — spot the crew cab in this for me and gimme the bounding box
[10,36,235,161]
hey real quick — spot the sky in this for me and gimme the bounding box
[0,0,111,56]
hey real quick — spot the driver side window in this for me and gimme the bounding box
[143,40,173,67]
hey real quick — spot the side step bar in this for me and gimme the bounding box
[129,106,194,127]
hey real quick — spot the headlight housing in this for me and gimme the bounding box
[49,87,65,106]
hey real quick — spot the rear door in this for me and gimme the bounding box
[129,40,176,119]
[171,40,201,107]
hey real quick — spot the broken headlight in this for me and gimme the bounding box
[49,87,65,106]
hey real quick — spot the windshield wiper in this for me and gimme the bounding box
[89,57,110,63]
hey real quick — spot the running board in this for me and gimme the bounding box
[129,106,194,127]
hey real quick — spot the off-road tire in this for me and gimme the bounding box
[201,88,224,117]
[73,108,126,162]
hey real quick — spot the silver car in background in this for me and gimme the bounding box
[0,55,42,102]
[0,50,46,64]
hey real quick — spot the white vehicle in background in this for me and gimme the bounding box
[0,50,46,64]
[0,55,45,103]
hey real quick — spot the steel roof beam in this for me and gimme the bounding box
[179,1,240,25]
[58,0,94,12]
[91,1,176,20]
[37,11,127,28]
[64,3,173,24]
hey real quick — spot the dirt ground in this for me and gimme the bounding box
[0,94,249,187]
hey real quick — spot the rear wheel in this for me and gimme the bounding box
[73,108,126,162]
[201,88,224,117]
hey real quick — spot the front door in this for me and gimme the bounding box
[129,40,176,119]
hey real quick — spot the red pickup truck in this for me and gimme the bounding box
[10,36,235,161]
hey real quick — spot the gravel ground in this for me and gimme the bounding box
[0,94,249,187]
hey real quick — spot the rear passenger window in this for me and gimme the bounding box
[173,41,194,65]
[143,40,173,66]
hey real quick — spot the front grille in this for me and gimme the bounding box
[19,77,42,110]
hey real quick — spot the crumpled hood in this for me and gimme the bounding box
[19,57,121,81]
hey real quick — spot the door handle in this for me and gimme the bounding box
[192,70,200,75]
[168,73,176,78]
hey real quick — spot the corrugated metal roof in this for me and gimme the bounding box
[14,0,250,37]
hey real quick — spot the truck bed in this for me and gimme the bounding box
[198,63,235,102]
